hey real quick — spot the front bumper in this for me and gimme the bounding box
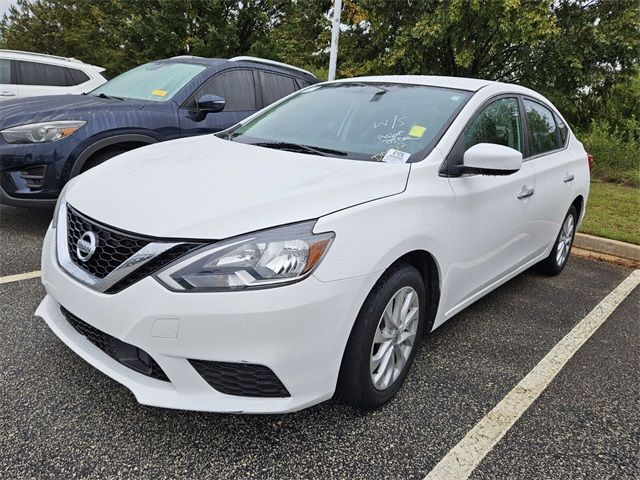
[1,184,57,207]
[37,226,377,413]
[0,137,80,207]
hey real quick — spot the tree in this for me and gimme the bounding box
[0,0,293,77]
[334,0,558,81]
[1,0,637,129]
[528,0,640,129]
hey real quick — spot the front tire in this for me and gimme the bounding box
[337,263,426,410]
[538,205,577,276]
[80,147,128,173]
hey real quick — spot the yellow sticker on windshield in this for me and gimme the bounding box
[152,89,168,97]
[409,125,426,138]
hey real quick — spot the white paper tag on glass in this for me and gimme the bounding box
[381,148,411,164]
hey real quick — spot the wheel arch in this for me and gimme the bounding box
[69,134,159,177]
[572,194,584,221]
[384,250,441,334]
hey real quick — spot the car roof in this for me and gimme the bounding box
[164,56,226,66]
[0,49,104,71]
[333,75,496,92]
[165,55,317,80]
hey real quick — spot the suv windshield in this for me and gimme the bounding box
[230,83,472,162]
[90,62,206,102]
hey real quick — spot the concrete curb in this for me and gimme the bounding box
[575,233,640,262]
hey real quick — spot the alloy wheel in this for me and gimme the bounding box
[556,213,575,266]
[370,286,420,390]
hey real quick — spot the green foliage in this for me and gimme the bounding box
[336,0,558,80]
[0,0,295,77]
[532,0,640,132]
[0,0,638,190]
[578,119,640,187]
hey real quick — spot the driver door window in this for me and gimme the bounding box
[464,98,523,153]
[0,59,17,99]
[192,69,257,112]
[0,59,11,84]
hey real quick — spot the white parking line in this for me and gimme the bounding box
[424,269,640,480]
[0,270,41,285]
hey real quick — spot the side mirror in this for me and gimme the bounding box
[196,94,225,113]
[462,143,522,175]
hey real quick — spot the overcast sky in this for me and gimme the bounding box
[0,0,16,16]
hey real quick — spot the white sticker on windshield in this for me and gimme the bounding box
[381,148,411,164]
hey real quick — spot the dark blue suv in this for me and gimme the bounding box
[0,56,317,207]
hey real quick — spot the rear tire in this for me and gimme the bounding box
[337,263,426,410]
[537,205,577,276]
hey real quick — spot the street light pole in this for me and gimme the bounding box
[328,0,342,81]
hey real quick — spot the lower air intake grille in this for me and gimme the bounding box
[189,359,290,398]
[60,306,169,382]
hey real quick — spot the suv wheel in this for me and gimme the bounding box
[81,147,128,172]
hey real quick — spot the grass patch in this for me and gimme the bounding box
[580,179,640,245]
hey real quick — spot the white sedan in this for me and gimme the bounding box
[36,76,590,413]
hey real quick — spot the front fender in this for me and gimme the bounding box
[68,133,159,177]
[312,191,449,285]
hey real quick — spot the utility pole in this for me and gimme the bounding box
[328,0,342,81]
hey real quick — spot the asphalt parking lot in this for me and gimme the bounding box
[1,204,638,480]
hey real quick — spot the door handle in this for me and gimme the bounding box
[563,173,575,183]
[0,92,16,97]
[517,187,535,199]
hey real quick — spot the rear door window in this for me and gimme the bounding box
[17,61,67,86]
[0,59,11,84]
[259,71,299,106]
[524,99,561,156]
[16,60,89,87]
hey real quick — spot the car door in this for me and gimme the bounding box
[178,68,259,137]
[522,98,577,255]
[0,59,17,100]
[446,96,538,308]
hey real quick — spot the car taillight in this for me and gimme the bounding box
[587,153,594,174]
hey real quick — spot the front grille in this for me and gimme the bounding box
[67,206,151,278]
[60,306,169,382]
[189,359,290,398]
[104,243,203,294]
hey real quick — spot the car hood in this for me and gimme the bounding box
[0,95,146,129]
[66,135,410,239]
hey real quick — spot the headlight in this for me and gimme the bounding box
[155,221,334,292]
[1,121,86,144]
[51,177,80,229]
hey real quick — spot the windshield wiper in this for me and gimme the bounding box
[96,93,124,101]
[254,141,348,157]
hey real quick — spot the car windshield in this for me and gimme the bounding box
[90,61,206,102]
[230,83,472,162]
